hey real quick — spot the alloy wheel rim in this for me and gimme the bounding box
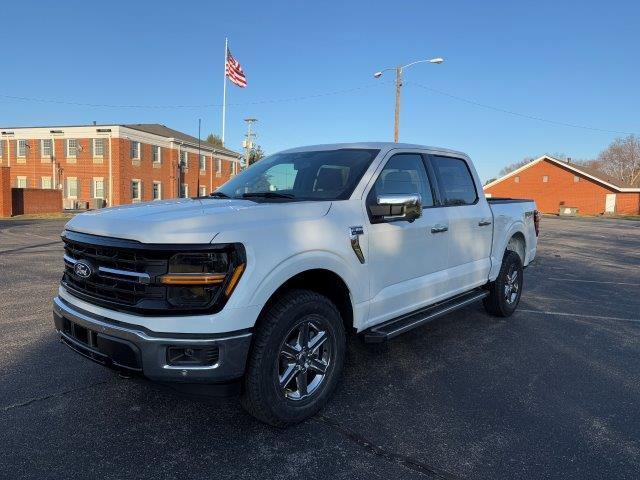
[504,265,520,304]
[277,317,332,401]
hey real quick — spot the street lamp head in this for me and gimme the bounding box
[373,71,383,79]
[429,57,444,64]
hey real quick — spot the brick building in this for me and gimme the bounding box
[0,124,242,209]
[484,155,640,215]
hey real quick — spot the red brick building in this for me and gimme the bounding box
[0,124,242,209]
[484,155,640,215]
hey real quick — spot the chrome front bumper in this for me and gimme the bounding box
[53,296,252,384]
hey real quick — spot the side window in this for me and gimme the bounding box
[431,156,478,206]
[369,153,434,206]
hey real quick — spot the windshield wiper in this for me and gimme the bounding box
[208,191,230,198]
[242,192,295,199]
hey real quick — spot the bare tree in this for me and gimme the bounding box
[597,135,640,186]
[498,157,535,177]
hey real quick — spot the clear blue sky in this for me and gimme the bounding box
[2,0,638,181]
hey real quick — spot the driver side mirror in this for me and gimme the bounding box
[370,194,422,223]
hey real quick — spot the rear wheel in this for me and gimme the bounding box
[241,289,345,427]
[483,250,523,317]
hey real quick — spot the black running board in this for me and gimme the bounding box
[363,289,489,343]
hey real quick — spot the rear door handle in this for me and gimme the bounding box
[431,224,449,233]
[478,219,492,226]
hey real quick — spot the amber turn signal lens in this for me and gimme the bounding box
[160,274,226,285]
[224,263,245,296]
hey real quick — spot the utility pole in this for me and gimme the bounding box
[373,57,444,142]
[243,118,257,168]
[394,67,402,143]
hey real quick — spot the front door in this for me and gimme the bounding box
[365,152,449,328]
[605,194,616,213]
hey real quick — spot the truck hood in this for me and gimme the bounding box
[65,198,332,244]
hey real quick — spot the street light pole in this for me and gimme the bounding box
[394,66,402,143]
[374,57,444,143]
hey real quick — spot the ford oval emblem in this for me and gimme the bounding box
[74,260,93,279]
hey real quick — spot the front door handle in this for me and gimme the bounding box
[431,224,449,234]
[478,219,492,226]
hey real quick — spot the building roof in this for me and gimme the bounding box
[1,122,242,158]
[123,124,241,158]
[484,155,640,192]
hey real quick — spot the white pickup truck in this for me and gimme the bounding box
[53,143,538,426]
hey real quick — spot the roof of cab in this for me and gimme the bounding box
[279,142,469,159]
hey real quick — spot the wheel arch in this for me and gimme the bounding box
[489,221,528,282]
[254,268,354,335]
[506,231,526,264]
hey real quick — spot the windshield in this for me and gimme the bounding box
[213,148,380,201]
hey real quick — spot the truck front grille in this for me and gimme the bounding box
[60,230,242,316]
[62,237,167,308]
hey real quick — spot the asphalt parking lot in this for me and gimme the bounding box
[1,216,639,479]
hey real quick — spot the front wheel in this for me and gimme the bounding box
[483,250,523,317]
[240,289,345,427]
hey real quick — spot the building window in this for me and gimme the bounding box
[514,176,520,183]
[67,177,78,198]
[93,178,105,199]
[180,183,189,198]
[17,176,27,188]
[41,177,52,189]
[66,139,78,158]
[93,139,105,157]
[215,158,221,176]
[152,181,162,200]
[153,146,161,163]
[17,140,27,157]
[0,139,4,158]
[199,154,206,171]
[180,151,188,169]
[130,141,140,160]
[543,175,549,183]
[41,139,53,157]
[574,175,580,183]
[199,186,207,197]
[131,180,141,201]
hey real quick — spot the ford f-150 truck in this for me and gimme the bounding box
[53,143,539,426]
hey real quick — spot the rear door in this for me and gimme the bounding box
[428,155,493,294]
[365,151,450,327]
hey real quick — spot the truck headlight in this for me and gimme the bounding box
[160,246,245,309]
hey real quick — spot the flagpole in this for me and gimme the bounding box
[221,37,228,145]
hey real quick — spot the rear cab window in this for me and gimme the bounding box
[430,155,478,206]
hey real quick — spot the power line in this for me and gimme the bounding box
[407,81,635,136]
[2,79,632,136]
[0,81,392,109]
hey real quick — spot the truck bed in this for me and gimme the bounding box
[487,198,538,280]
[487,197,534,204]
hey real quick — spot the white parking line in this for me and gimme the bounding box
[519,309,640,324]
[547,277,640,286]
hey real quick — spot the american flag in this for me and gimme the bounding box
[225,49,247,88]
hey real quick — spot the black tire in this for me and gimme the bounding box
[483,250,523,317]
[240,289,346,427]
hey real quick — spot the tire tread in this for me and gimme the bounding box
[241,289,343,427]
[483,250,523,317]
